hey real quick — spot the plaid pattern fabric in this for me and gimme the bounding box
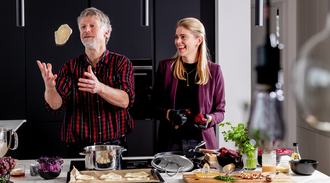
[46,50,135,143]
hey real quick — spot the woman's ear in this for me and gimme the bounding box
[197,36,203,47]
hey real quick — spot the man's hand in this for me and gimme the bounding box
[78,65,104,94]
[37,60,57,90]
[36,60,62,110]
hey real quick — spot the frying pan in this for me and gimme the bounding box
[154,151,205,160]
[154,141,206,160]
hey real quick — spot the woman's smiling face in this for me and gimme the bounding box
[175,26,202,62]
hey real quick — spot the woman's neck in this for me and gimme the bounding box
[181,54,198,64]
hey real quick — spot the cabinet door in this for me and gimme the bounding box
[91,0,152,60]
[25,0,86,121]
[155,0,200,69]
[0,1,26,120]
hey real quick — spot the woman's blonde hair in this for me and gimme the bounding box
[171,17,211,85]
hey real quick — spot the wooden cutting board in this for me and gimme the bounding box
[183,172,297,183]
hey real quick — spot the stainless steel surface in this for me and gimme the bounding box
[225,170,234,176]
[0,128,18,157]
[81,145,126,170]
[133,66,152,70]
[188,141,206,152]
[151,154,194,176]
[0,119,26,132]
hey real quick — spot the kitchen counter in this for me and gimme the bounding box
[0,120,26,132]
[10,159,330,183]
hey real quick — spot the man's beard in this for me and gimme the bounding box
[82,34,97,50]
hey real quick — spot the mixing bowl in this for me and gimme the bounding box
[289,159,318,175]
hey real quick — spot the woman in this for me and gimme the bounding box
[152,17,226,152]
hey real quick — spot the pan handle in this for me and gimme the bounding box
[79,151,91,156]
[164,162,183,177]
[199,149,220,155]
[188,141,206,152]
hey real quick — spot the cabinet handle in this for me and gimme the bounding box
[86,0,91,8]
[255,0,263,26]
[16,0,25,27]
[133,66,152,70]
[134,73,147,76]
[141,0,149,26]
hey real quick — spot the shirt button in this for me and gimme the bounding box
[98,116,101,119]
[97,101,99,103]
[99,132,102,134]
[94,72,97,74]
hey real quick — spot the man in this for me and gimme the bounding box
[37,7,135,157]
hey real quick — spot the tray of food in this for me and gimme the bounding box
[183,172,297,182]
[68,167,164,183]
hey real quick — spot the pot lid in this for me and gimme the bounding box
[151,154,194,172]
[84,145,126,152]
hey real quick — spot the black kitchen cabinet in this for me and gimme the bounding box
[0,0,26,120]
[154,0,200,70]
[25,0,86,122]
[154,0,215,69]
[2,0,215,159]
[91,0,153,60]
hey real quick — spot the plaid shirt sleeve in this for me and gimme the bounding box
[116,56,135,109]
[45,61,72,114]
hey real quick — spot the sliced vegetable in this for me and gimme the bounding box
[214,175,236,182]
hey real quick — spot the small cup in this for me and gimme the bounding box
[10,164,25,178]
[30,164,40,176]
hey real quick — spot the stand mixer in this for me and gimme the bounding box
[0,128,18,158]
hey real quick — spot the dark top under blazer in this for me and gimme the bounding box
[152,59,226,152]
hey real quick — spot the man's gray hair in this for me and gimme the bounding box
[77,7,112,44]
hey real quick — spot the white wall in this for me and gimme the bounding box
[296,0,330,176]
[215,0,251,150]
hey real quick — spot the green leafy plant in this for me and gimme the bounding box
[220,122,257,157]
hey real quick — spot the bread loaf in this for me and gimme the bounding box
[205,153,217,161]
[223,163,235,173]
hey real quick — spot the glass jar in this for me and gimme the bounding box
[262,149,276,172]
[242,148,258,170]
[0,173,10,183]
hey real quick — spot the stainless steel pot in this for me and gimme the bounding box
[0,128,18,157]
[79,145,126,170]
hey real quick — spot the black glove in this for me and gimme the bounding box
[169,109,188,128]
[194,114,210,130]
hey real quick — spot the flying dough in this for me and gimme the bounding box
[55,24,72,45]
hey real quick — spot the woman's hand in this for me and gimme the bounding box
[168,109,188,127]
[194,113,212,130]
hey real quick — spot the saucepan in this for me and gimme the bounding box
[79,145,126,170]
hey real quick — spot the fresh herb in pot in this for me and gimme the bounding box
[220,122,258,169]
[214,175,236,182]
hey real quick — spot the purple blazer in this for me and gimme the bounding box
[152,59,226,152]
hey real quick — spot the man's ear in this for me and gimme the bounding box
[104,29,110,38]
